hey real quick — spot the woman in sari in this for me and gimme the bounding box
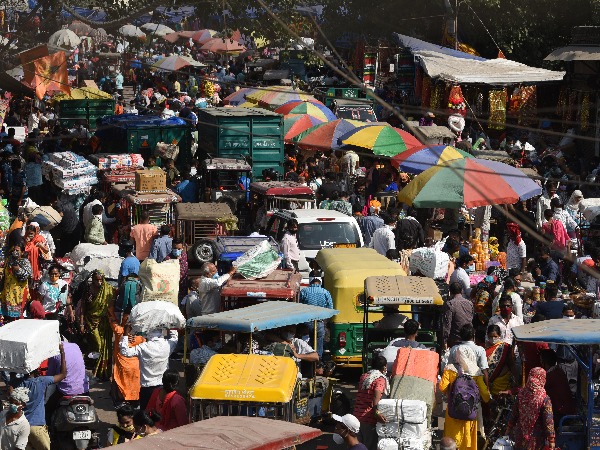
[1,243,32,320]
[145,369,188,431]
[506,367,555,450]
[23,223,49,282]
[485,324,513,396]
[77,270,114,380]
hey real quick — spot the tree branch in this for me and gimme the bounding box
[60,0,167,30]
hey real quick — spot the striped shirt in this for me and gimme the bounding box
[299,285,333,309]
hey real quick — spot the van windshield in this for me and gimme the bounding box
[297,222,361,250]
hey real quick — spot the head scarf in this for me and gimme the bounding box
[506,222,522,245]
[10,386,30,404]
[518,367,548,440]
[567,190,584,212]
[446,345,482,376]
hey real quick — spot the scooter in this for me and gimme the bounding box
[50,396,100,450]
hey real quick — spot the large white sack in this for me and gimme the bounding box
[401,434,431,450]
[377,438,399,450]
[129,301,185,333]
[376,421,427,440]
[377,399,427,424]
[139,259,180,304]
[409,247,449,279]
[0,320,60,373]
[82,256,124,280]
[69,243,120,267]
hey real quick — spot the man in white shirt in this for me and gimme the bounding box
[83,193,116,228]
[197,262,236,315]
[278,326,319,378]
[281,219,300,271]
[448,323,489,388]
[0,387,31,450]
[119,326,178,410]
[506,223,527,273]
[536,182,558,229]
[449,254,474,297]
[368,214,396,256]
[488,295,524,345]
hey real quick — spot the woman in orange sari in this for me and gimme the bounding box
[24,223,49,282]
[109,313,144,407]
[145,369,188,431]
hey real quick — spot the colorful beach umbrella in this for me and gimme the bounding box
[397,158,542,209]
[284,114,325,142]
[245,86,315,109]
[391,145,474,174]
[292,119,367,150]
[340,125,422,157]
[275,100,336,122]
[223,87,257,106]
[192,29,218,44]
[152,55,205,72]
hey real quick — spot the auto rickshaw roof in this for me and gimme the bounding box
[250,181,314,196]
[111,415,321,449]
[189,354,298,402]
[111,184,182,204]
[221,270,301,299]
[512,319,600,345]
[364,275,443,306]
[316,248,406,284]
[186,301,339,331]
[175,202,235,220]
[202,157,252,171]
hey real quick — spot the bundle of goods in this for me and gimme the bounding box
[89,153,145,171]
[389,347,439,424]
[154,142,179,161]
[43,152,98,195]
[232,240,282,280]
[138,258,180,304]
[0,320,60,373]
[128,301,185,333]
[376,399,431,450]
[69,243,121,276]
[409,247,449,279]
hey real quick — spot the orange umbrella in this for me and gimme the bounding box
[201,37,245,53]
[192,29,218,44]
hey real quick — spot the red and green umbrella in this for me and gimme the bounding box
[292,118,368,150]
[275,100,336,121]
[391,145,473,174]
[284,114,325,142]
[397,158,542,208]
[339,125,422,157]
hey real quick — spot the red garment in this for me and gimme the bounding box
[353,373,386,425]
[25,233,45,281]
[146,389,189,431]
[541,219,569,250]
[29,299,46,319]
[520,341,549,378]
[507,222,522,245]
[519,368,548,440]
[545,365,576,417]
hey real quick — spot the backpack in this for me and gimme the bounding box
[447,366,480,421]
[116,276,142,313]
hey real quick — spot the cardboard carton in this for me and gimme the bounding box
[135,169,166,192]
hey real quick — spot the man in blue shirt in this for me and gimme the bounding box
[173,173,199,203]
[299,277,333,358]
[149,225,173,263]
[19,342,67,450]
[118,240,140,284]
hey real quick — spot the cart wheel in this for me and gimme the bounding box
[192,239,217,264]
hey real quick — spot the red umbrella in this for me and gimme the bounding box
[284,114,325,142]
[192,29,217,44]
[201,37,245,53]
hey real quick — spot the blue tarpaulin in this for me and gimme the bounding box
[97,115,187,128]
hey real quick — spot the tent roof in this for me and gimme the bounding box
[394,34,565,85]
[512,319,600,345]
[545,45,600,61]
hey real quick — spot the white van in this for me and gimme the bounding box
[265,209,364,280]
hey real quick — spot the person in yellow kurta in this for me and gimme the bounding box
[440,345,490,450]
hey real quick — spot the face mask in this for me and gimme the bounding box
[212,273,219,279]
[120,424,134,432]
[288,229,297,235]
[332,433,345,445]
[563,315,575,320]
[301,334,310,342]
[95,214,103,221]
[8,404,19,414]
[500,307,512,316]
[172,249,182,257]
[284,332,295,341]
[488,337,501,346]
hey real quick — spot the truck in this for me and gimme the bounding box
[196,107,284,180]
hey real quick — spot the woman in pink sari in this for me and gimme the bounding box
[541,209,569,252]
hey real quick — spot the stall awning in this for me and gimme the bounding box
[512,319,600,345]
[394,34,565,85]
[545,45,600,61]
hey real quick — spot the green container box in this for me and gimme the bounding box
[56,99,115,129]
[197,108,284,180]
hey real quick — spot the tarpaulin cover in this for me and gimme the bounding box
[97,114,187,128]
[186,301,339,331]
[129,301,185,333]
[232,240,282,279]
[0,320,60,373]
[69,243,120,267]
[390,347,439,382]
[512,319,600,344]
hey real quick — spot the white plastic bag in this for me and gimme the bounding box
[377,438,398,450]
[128,301,185,333]
[409,247,449,279]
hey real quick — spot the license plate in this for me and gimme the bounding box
[73,430,91,440]
[333,243,357,248]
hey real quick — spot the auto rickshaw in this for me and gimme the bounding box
[361,274,443,370]
[314,248,406,368]
[250,181,316,231]
[111,183,181,226]
[511,319,600,450]
[199,157,252,212]
[185,301,339,424]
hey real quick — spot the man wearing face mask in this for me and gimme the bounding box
[164,238,189,305]
[550,303,578,396]
[488,295,523,345]
[331,413,367,450]
[367,213,396,256]
[84,204,108,245]
[0,387,31,450]
[149,225,173,263]
[197,262,236,316]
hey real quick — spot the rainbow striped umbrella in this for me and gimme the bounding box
[340,125,422,157]
[284,114,325,142]
[391,145,473,174]
[292,119,369,150]
[223,87,257,106]
[275,100,336,122]
[245,86,315,109]
[397,158,542,208]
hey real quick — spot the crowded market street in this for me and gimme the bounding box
[1,1,600,449]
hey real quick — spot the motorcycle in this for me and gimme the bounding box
[50,396,100,450]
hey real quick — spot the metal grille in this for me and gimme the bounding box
[192,400,293,422]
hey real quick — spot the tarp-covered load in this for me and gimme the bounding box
[0,320,60,373]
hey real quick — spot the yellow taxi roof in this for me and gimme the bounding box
[189,354,298,403]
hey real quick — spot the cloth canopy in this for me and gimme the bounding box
[545,46,600,61]
[394,34,565,85]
